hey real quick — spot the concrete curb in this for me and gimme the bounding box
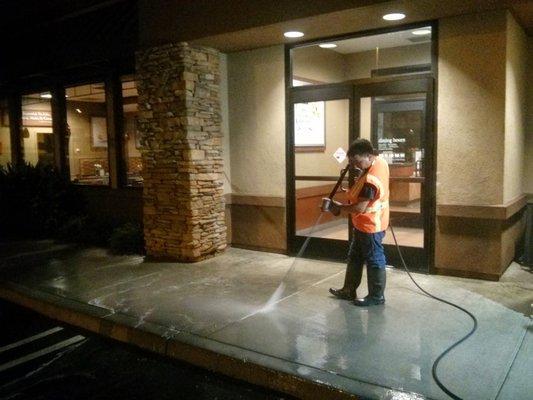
[0,283,362,400]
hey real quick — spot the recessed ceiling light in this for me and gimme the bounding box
[40,93,52,99]
[412,28,431,36]
[319,43,337,49]
[284,31,304,38]
[383,13,405,21]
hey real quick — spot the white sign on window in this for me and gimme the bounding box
[333,147,346,163]
[294,101,325,147]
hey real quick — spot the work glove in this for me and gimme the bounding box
[321,198,342,216]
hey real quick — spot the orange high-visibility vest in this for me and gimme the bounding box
[347,156,390,233]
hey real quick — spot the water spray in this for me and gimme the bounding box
[222,170,327,312]
[222,165,477,399]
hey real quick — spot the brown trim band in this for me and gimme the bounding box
[432,268,500,281]
[436,194,527,220]
[225,193,285,208]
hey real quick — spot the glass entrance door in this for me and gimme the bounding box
[288,83,354,259]
[355,77,434,270]
[288,77,434,271]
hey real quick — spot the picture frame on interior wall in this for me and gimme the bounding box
[293,76,326,152]
[91,116,107,148]
[294,100,326,153]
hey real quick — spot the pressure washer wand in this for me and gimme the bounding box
[327,165,350,199]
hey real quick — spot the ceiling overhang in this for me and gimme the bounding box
[187,0,533,53]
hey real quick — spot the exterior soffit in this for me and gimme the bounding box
[188,0,533,53]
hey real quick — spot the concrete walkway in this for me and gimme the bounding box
[0,241,531,400]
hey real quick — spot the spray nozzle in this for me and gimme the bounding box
[320,198,341,216]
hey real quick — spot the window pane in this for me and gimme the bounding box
[292,26,432,86]
[294,99,350,240]
[0,98,11,167]
[122,78,142,186]
[65,83,109,185]
[361,95,426,249]
[21,92,54,166]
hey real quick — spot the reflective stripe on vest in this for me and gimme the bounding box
[365,200,389,213]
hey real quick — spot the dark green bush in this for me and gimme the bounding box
[0,162,86,240]
[55,216,115,247]
[108,223,144,255]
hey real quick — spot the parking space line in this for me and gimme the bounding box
[0,335,85,373]
[0,327,64,354]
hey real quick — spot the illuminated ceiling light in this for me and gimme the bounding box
[76,108,82,114]
[284,31,304,38]
[319,43,337,49]
[383,13,405,21]
[40,93,52,99]
[412,28,431,36]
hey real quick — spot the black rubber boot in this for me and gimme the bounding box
[353,267,386,307]
[329,261,363,300]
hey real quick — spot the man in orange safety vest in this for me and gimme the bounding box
[322,138,390,306]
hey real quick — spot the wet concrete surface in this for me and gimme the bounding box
[0,242,532,400]
[0,300,292,400]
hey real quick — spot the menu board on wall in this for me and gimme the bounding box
[22,110,53,127]
[294,101,325,147]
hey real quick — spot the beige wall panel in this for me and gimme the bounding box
[345,43,431,80]
[292,46,346,83]
[525,36,533,197]
[225,204,232,244]
[227,45,285,197]
[230,204,286,252]
[220,53,232,195]
[504,13,527,203]
[500,211,526,270]
[437,10,507,205]
[435,217,503,279]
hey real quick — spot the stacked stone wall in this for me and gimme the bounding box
[136,43,226,261]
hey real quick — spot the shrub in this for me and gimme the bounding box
[0,162,85,240]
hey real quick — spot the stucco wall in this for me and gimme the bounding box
[525,36,533,197]
[437,10,507,205]
[227,45,285,197]
[292,46,345,84]
[344,42,431,80]
[293,42,432,84]
[504,13,527,203]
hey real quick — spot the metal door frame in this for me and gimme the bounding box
[286,75,436,271]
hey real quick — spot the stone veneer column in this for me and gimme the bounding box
[136,43,226,261]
